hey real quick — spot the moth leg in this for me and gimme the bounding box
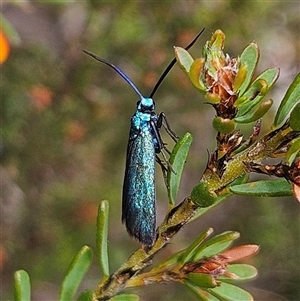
[156,155,169,187]
[157,112,179,142]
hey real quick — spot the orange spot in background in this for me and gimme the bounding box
[30,86,53,111]
[66,121,87,143]
[176,29,198,47]
[0,30,10,64]
[72,200,98,225]
[143,71,158,88]
[0,245,7,270]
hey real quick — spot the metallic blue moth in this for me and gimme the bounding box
[122,97,167,246]
[83,28,204,247]
[83,50,167,246]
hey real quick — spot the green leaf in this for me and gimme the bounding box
[209,282,253,301]
[220,264,258,282]
[96,200,110,277]
[235,68,279,118]
[212,117,235,133]
[77,290,94,301]
[153,228,213,271]
[235,99,273,123]
[192,231,240,261]
[186,282,220,301]
[237,43,260,95]
[174,46,194,74]
[273,72,300,128]
[110,294,139,301]
[230,179,293,197]
[180,228,214,264]
[167,132,193,205]
[186,273,217,288]
[189,58,206,91]
[229,173,249,186]
[59,246,93,301]
[286,137,300,166]
[290,102,300,131]
[203,30,226,80]
[209,30,225,50]
[14,270,31,301]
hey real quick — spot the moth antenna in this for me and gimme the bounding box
[83,50,144,100]
[149,27,205,98]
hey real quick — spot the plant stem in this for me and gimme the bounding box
[94,122,296,300]
[95,198,197,300]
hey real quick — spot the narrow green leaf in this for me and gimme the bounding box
[286,137,300,166]
[186,273,217,288]
[235,68,279,118]
[209,282,254,301]
[233,65,247,93]
[235,99,273,123]
[189,58,206,91]
[59,246,93,301]
[234,95,248,108]
[229,173,249,186]
[110,294,139,301]
[273,72,300,128]
[180,228,214,264]
[167,132,193,205]
[153,228,213,271]
[96,200,110,277]
[14,270,31,301]
[220,264,258,282]
[192,231,240,261]
[290,102,300,131]
[185,282,221,301]
[174,46,194,74]
[77,290,95,301]
[237,43,260,95]
[151,249,186,271]
[209,29,226,50]
[203,30,226,80]
[230,179,293,197]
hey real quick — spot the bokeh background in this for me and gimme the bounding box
[1,1,299,300]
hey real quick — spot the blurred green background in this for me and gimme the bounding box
[1,1,299,300]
